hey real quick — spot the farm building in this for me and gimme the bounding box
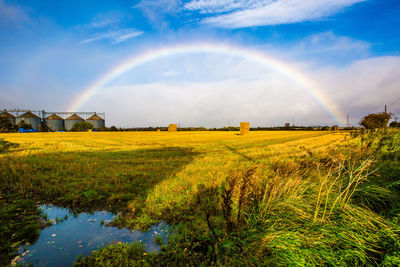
[0,111,16,125]
[65,114,84,131]
[86,114,105,129]
[45,114,64,131]
[16,111,40,130]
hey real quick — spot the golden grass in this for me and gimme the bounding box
[0,131,347,221]
[3,130,400,266]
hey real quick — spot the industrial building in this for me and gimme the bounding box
[0,111,15,125]
[86,114,105,129]
[45,114,65,131]
[16,112,41,130]
[1,109,105,131]
[65,114,84,131]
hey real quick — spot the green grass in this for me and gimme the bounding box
[1,147,198,212]
[0,138,18,153]
[1,131,400,265]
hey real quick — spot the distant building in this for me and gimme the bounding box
[0,111,16,125]
[45,114,64,131]
[16,111,40,130]
[86,114,105,129]
[65,114,84,131]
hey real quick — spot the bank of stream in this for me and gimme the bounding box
[13,205,167,266]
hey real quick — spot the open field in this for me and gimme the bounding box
[1,130,400,265]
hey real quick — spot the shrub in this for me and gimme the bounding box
[0,117,15,132]
[389,121,400,128]
[39,122,50,132]
[16,120,32,130]
[360,112,392,129]
[70,121,93,132]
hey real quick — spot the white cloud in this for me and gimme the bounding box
[292,31,370,55]
[314,56,400,124]
[253,32,371,66]
[185,0,367,28]
[81,52,400,127]
[112,31,143,44]
[184,0,261,14]
[82,29,143,44]
[0,0,30,26]
[87,14,122,29]
[134,0,180,28]
[89,78,322,128]
[161,71,181,76]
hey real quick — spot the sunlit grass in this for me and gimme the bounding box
[3,130,399,265]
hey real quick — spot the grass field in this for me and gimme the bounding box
[1,130,399,265]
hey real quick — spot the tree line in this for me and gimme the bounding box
[1,112,399,133]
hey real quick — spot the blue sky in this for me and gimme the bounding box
[1,0,400,127]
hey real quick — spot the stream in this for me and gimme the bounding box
[14,205,167,266]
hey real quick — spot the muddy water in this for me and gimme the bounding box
[15,205,167,267]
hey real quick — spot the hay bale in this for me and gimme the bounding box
[168,124,177,132]
[240,122,250,135]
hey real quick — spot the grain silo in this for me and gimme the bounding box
[86,114,105,129]
[45,113,64,131]
[65,114,84,131]
[0,111,16,125]
[16,111,40,129]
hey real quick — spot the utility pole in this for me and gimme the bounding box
[346,114,350,128]
[385,105,387,113]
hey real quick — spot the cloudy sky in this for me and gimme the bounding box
[0,0,399,127]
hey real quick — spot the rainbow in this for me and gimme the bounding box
[67,42,345,125]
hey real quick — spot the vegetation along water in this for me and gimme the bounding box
[1,130,399,266]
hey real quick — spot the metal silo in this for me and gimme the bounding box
[65,114,84,131]
[0,111,16,125]
[45,113,64,131]
[86,114,105,129]
[16,111,40,130]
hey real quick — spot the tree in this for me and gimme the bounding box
[39,122,50,132]
[389,121,400,128]
[16,120,33,130]
[70,121,93,132]
[0,117,15,132]
[360,112,392,129]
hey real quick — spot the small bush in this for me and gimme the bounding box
[0,117,16,132]
[70,121,93,132]
[16,120,33,130]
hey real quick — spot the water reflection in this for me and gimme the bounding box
[16,205,167,267]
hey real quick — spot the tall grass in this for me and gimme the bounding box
[2,131,399,265]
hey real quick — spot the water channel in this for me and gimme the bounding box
[14,205,167,266]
